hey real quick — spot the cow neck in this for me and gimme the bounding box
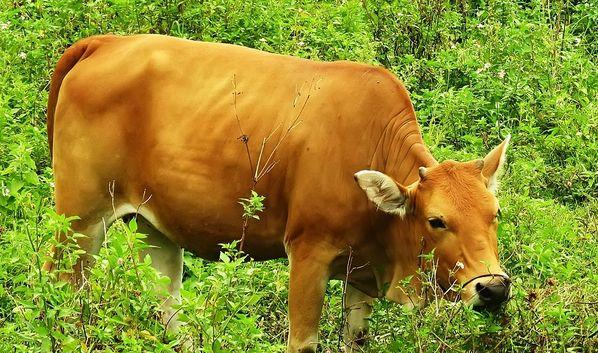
[381,214,424,304]
[370,107,435,303]
[374,107,437,186]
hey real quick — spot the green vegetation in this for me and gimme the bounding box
[0,0,596,351]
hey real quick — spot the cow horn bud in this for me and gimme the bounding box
[418,166,427,180]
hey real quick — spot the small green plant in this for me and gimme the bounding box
[239,190,266,221]
[237,190,266,251]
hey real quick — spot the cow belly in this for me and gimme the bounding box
[134,194,288,261]
[135,201,288,260]
[123,141,289,260]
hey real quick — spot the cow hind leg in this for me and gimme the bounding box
[136,216,184,333]
[343,285,373,352]
[43,199,129,284]
[42,217,109,284]
[44,198,184,332]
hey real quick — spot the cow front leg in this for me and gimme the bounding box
[287,240,337,353]
[343,284,373,352]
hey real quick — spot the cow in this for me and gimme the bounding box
[43,34,511,353]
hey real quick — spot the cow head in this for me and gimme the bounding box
[355,136,511,310]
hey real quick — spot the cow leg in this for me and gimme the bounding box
[287,240,337,353]
[137,217,184,333]
[43,156,125,284]
[43,217,108,284]
[343,285,373,352]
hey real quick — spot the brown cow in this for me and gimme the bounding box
[44,34,511,352]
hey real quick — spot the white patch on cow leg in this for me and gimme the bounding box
[74,221,108,276]
[85,205,136,258]
[137,217,184,333]
[60,204,133,282]
[343,285,373,352]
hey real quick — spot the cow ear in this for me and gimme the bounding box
[354,170,410,216]
[482,135,511,193]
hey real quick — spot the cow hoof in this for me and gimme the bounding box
[344,330,368,352]
[298,349,316,353]
[355,329,368,345]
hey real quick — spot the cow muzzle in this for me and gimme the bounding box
[462,273,511,310]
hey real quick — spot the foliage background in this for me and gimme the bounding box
[0,0,596,352]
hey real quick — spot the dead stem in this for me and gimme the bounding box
[233,75,315,251]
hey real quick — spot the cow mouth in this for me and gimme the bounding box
[460,273,512,310]
[473,301,506,312]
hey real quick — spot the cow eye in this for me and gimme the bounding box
[428,218,446,229]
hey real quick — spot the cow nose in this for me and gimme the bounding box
[475,278,511,307]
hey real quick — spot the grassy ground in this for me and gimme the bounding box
[0,0,596,352]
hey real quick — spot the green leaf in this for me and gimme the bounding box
[128,218,138,232]
[219,252,231,263]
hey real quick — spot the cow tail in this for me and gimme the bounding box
[46,39,91,160]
